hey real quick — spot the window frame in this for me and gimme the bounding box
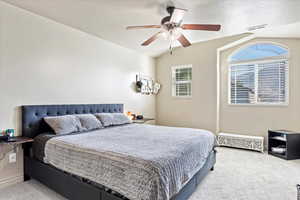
[171,65,193,98]
[228,58,289,106]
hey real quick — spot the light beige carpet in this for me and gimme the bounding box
[1,147,300,200]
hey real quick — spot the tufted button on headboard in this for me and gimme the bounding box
[22,104,123,138]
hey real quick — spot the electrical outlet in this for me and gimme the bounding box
[9,153,16,163]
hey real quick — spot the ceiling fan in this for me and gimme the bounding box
[126,6,221,50]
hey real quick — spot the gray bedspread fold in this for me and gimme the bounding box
[43,124,215,200]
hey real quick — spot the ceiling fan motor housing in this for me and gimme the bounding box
[166,6,175,15]
[162,6,175,25]
[161,6,178,30]
[161,16,171,25]
[162,6,186,30]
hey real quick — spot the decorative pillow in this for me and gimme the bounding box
[75,114,103,131]
[94,113,114,127]
[111,113,132,125]
[44,115,82,135]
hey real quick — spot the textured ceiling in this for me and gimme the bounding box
[2,0,300,56]
[255,22,300,38]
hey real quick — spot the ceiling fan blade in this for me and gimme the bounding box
[170,8,187,24]
[141,31,162,46]
[126,25,161,30]
[177,34,191,47]
[181,24,221,31]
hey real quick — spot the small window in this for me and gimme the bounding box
[229,43,289,105]
[172,65,192,97]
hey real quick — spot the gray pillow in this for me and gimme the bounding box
[94,113,114,127]
[75,114,103,131]
[111,113,132,125]
[44,115,82,135]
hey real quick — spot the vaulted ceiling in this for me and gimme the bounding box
[2,0,300,56]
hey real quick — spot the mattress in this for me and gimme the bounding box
[33,132,56,161]
[33,124,215,200]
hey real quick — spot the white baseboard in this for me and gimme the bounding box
[0,174,24,189]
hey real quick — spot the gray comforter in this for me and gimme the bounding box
[44,124,215,200]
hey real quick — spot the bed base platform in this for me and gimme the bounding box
[24,150,216,200]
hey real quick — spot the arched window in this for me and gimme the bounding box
[229,43,289,105]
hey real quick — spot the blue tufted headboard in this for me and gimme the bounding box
[22,104,124,138]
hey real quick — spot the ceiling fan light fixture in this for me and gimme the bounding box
[170,28,182,41]
[126,6,221,49]
[161,30,169,40]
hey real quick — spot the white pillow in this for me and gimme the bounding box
[111,113,132,125]
[94,113,131,127]
[44,115,82,135]
[75,114,103,131]
[94,113,114,127]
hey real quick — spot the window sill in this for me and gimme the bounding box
[172,96,192,99]
[227,103,289,107]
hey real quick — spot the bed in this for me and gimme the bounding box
[22,104,216,200]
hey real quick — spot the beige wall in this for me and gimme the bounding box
[155,34,250,132]
[0,2,155,187]
[156,36,300,138]
[220,38,300,138]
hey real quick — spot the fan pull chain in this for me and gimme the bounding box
[169,45,173,55]
[169,40,173,55]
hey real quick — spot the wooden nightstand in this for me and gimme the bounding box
[0,137,34,160]
[6,136,33,144]
[0,136,34,188]
[0,137,33,145]
[0,136,33,148]
[132,118,155,124]
[0,136,34,160]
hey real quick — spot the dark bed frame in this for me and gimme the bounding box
[22,104,216,200]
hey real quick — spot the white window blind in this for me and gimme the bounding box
[172,65,192,97]
[230,60,288,105]
[231,64,255,104]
